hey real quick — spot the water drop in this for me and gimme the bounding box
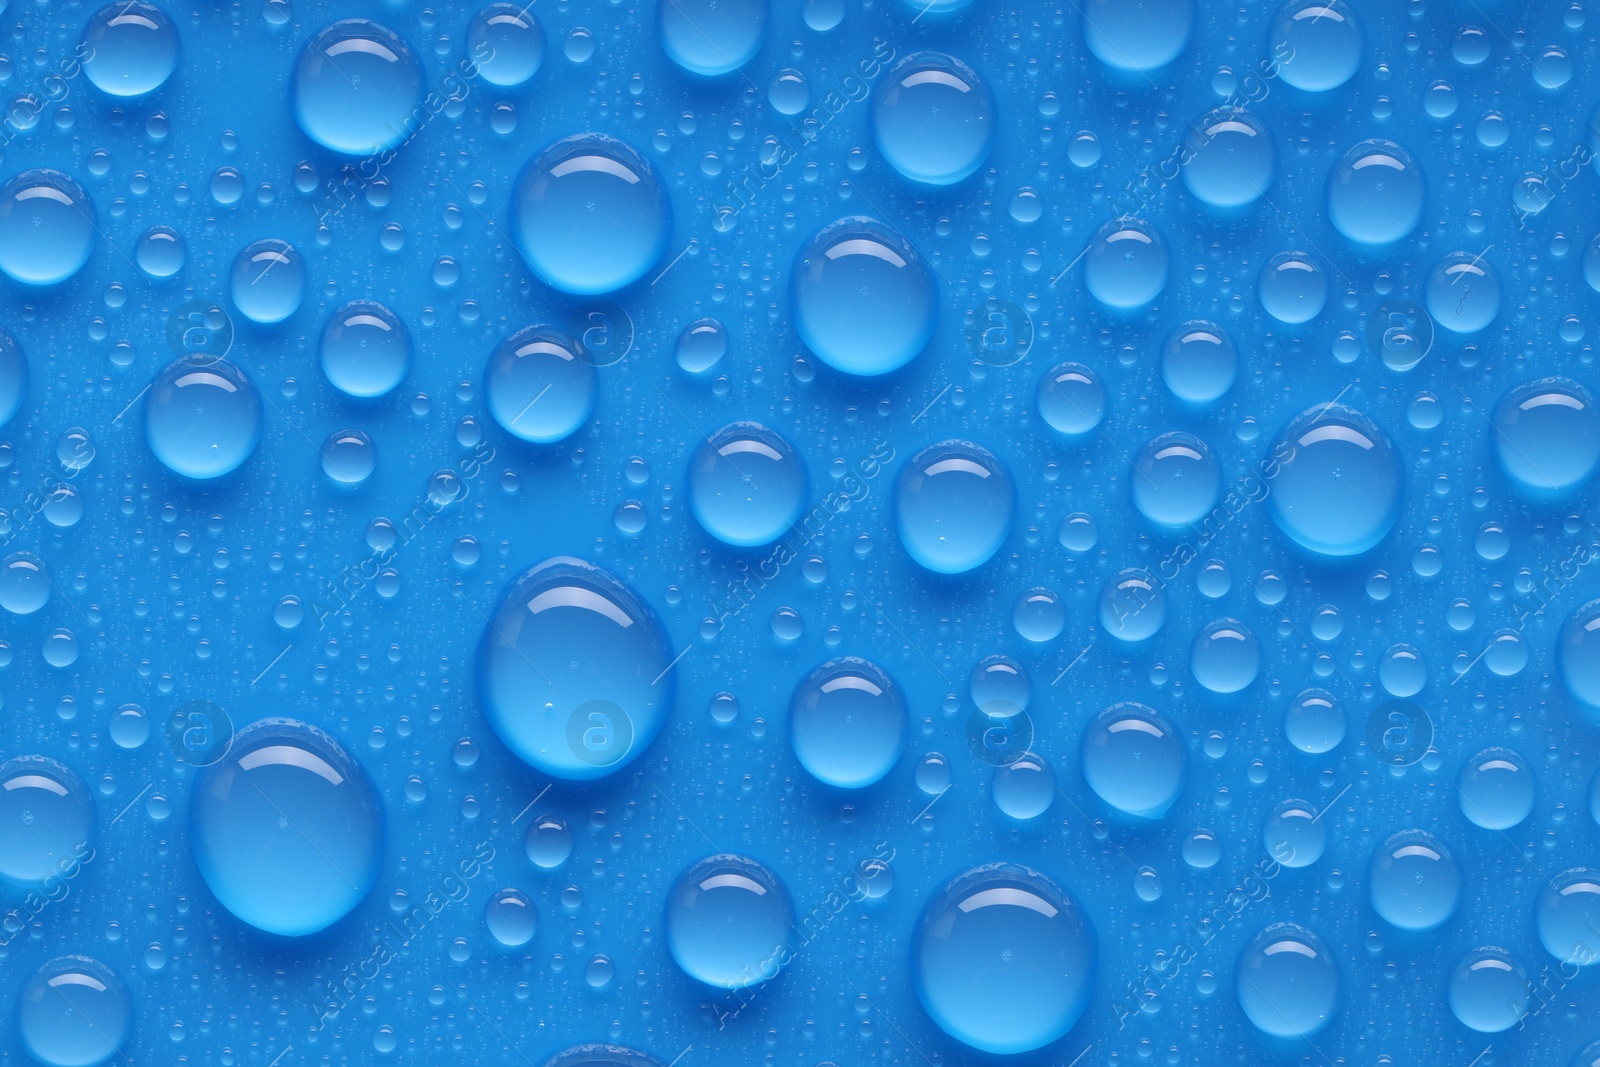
[688,422,807,548]
[1081,0,1193,72]
[1265,403,1403,557]
[485,887,538,947]
[665,853,793,988]
[1285,688,1344,754]
[320,429,376,486]
[1160,320,1236,404]
[230,239,305,324]
[0,756,93,884]
[468,3,545,87]
[894,440,1014,574]
[1080,702,1186,819]
[1425,252,1501,334]
[1099,568,1166,642]
[1327,139,1426,245]
[1270,0,1363,92]
[992,753,1054,820]
[189,718,384,936]
[81,1,179,97]
[1182,108,1275,208]
[1084,217,1168,310]
[15,956,132,1067]
[1368,829,1460,931]
[0,552,52,615]
[1191,618,1260,694]
[321,300,411,399]
[911,862,1096,1054]
[1036,362,1107,438]
[1012,586,1065,643]
[143,356,262,480]
[871,52,995,186]
[791,216,938,376]
[511,133,671,295]
[477,557,675,780]
[1235,923,1340,1037]
[1448,946,1531,1033]
[292,20,423,155]
[788,658,907,789]
[524,814,573,869]
[658,0,767,76]
[674,318,727,375]
[485,325,597,443]
[1262,798,1325,867]
[1491,377,1600,497]
[0,170,97,286]
[1131,431,1220,527]
[1258,250,1327,325]
[1535,868,1600,966]
[134,225,184,279]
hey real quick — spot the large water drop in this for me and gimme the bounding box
[510,133,672,295]
[189,718,385,937]
[1265,403,1403,557]
[871,52,995,186]
[292,20,424,155]
[894,440,1014,574]
[485,325,597,444]
[688,421,808,548]
[143,355,263,480]
[665,853,793,989]
[788,657,907,789]
[911,862,1096,1054]
[476,557,675,780]
[791,216,938,376]
[1080,702,1186,819]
